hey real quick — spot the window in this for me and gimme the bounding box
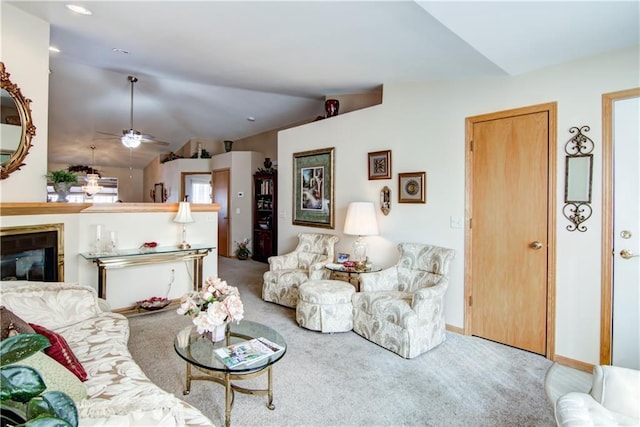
[47,177,119,203]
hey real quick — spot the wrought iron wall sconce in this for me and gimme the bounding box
[563,125,594,232]
[380,186,391,215]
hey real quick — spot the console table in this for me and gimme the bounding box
[80,244,215,299]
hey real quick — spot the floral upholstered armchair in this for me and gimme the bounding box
[352,243,455,359]
[262,233,339,308]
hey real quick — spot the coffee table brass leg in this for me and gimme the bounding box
[266,366,275,410]
[225,372,231,427]
[183,363,191,395]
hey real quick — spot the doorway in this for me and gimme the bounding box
[601,88,640,369]
[465,102,557,357]
[212,168,230,257]
[181,172,212,203]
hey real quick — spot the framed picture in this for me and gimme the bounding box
[398,172,426,203]
[368,150,391,180]
[152,182,165,203]
[293,147,335,228]
[337,253,350,263]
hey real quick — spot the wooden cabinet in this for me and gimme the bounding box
[253,172,277,262]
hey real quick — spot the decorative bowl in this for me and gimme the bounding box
[136,297,170,311]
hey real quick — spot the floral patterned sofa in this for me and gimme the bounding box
[262,233,339,308]
[352,243,456,359]
[0,280,213,426]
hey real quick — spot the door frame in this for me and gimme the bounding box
[180,171,212,203]
[212,168,231,257]
[600,87,640,365]
[464,102,557,359]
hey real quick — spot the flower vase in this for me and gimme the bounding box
[206,322,228,342]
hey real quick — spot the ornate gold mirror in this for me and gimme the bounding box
[0,62,36,180]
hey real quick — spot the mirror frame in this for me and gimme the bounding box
[562,125,595,232]
[0,62,36,180]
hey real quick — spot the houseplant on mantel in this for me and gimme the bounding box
[46,169,78,203]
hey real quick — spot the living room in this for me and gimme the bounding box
[1,2,639,421]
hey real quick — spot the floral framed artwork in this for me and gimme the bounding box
[293,147,335,228]
[368,150,391,180]
[398,172,426,203]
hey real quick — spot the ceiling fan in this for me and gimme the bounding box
[96,75,169,148]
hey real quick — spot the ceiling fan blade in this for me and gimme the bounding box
[141,139,170,146]
[136,133,170,146]
[96,130,120,138]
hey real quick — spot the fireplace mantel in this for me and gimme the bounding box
[0,203,219,216]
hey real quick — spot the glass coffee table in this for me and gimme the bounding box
[174,320,287,427]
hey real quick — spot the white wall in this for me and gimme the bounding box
[0,210,218,310]
[0,4,50,201]
[278,46,640,365]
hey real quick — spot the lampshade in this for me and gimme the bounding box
[174,202,194,224]
[344,202,379,236]
[121,130,142,148]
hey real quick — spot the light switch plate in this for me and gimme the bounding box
[450,216,464,229]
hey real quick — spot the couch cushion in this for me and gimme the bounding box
[0,281,102,330]
[352,291,416,327]
[30,323,88,382]
[1,306,35,339]
[7,351,87,402]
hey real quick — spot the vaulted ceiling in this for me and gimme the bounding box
[9,1,639,169]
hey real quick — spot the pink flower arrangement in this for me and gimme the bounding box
[177,276,244,334]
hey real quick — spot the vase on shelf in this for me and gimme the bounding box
[53,182,71,202]
[325,99,339,117]
[205,322,228,342]
[223,140,234,152]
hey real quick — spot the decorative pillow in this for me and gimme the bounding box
[1,306,36,339]
[29,323,88,382]
[7,351,87,402]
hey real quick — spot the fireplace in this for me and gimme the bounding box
[1,224,64,282]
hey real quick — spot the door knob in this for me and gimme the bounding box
[620,249,639,259]
[530,241,543,250]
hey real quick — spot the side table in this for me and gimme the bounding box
[324,263,381,292]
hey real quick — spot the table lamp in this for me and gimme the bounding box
[174,202,194,249]
[343,202,379,269]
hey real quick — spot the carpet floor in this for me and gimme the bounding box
[128,257,556,427]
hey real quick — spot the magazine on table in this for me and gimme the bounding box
[214,337,284,368]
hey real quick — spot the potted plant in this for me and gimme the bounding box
[0,333,78,426]
[234,238,251,260]
[46,169,78,203]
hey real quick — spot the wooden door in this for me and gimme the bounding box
[466,103,556,356]
[212,169,230,257]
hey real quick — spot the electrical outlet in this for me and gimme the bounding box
[236,208,240,214]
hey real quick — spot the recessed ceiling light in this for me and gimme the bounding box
[112,48,129,54]
[247,116,256,122]
[65,4,93,15]
[49,46,61,53]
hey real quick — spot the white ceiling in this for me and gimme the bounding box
[8,1,639,169]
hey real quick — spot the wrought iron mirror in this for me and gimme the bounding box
[0,62,36,180]
[563,125,594,232]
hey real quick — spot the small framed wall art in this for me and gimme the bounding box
[398,172,426,203]
[368,150,391,180]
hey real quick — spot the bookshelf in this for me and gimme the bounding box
[253,171,277,262]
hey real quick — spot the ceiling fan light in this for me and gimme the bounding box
[121,130,142,148]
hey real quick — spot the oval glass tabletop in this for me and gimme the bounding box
[174,320,287,373]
